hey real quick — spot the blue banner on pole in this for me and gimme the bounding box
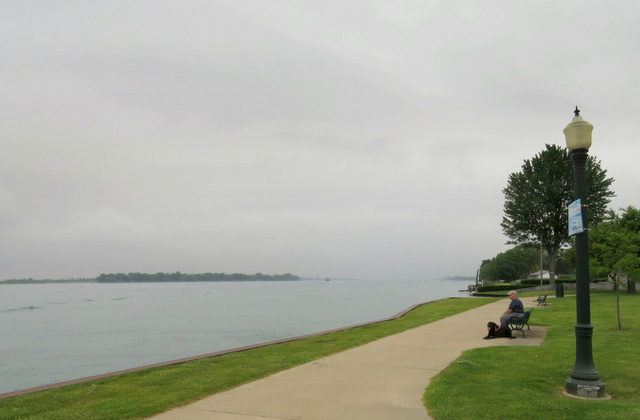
[568,199,584,236]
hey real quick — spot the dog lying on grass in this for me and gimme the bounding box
[483,321,516,339]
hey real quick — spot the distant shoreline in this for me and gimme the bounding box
[2,274,474,285]
[0,272,301,285]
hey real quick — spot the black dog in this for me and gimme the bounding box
[483,321,515,339]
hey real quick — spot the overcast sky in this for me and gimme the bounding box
[1,1,639,281]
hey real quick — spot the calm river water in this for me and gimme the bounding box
[0,278,471,394]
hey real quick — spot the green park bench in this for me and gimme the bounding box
[536,294,548,306]
[508,308,534,337]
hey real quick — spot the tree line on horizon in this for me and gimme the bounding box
[1,272,301,284]
[95,272,300,283]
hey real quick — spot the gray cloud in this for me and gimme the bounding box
[1,1,639,280]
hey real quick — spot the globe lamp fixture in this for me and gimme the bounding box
[564,106,593,151]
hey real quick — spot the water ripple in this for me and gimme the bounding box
[0,306,44,313]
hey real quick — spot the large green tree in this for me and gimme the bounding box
[501,144,615,284]
[590,206,640,329]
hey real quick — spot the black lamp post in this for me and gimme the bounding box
[563,107,607,398]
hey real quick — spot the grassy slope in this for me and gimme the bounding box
[0,297,492,420]
[424,291,640,420]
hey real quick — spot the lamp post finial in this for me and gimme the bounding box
[574,106,580,117]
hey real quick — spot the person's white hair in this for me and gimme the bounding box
[508,290,518,296]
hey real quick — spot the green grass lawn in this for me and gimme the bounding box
[424,291,640,419]
[0,297,493,420]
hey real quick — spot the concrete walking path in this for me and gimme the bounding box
[151,297,547,420]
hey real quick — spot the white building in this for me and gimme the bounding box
[528,270,553,279]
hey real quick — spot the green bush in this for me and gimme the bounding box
[478,277,579,292]
[477,284,514,292]
[519,278,548,287]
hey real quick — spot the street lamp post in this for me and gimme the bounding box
[563,107,607,398]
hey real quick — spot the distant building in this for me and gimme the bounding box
[528,270,553,279]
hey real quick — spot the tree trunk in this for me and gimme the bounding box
[628,281,637,294]
[548,249,557,286]
[617,289,622,330]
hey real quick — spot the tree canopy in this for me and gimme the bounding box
[590,206,640,286]
[479,244,538,282]
[589,206,640,329]
[501,144,615,283]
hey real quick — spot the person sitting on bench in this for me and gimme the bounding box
[500,290,525,328]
